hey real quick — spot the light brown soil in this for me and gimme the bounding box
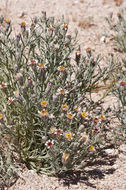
[0,0,126,189]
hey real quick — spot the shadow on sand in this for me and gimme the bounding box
[57,153,118,189]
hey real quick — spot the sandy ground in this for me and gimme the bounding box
[0,0,126,189]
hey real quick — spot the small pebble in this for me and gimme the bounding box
[100,36,106,43]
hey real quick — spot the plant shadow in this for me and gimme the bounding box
[57,153,118,189]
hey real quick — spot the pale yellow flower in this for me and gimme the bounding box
[76,50,81,56]
[65,133,72,141]
[81,135,88,143]
[41,101,48,108]
[14,90,19,98]
[81,112,87,118]
[48,127,56,134]
[62,153,69,164]
[38,109,48,117]
[74,106,79,112]
[57,88,68,95]
[88,146,95,152]
[5,18,11,24]
[67,112,74,120]
[58,66,66,72]
[62,104,68,112]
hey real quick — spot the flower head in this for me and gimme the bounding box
[81,134,88,143]
[7,97,15,105]
[20,21,26,27]
[13,90,20,98]
[117,12,122,18]
[28,59,38,67]
[86,47,92,54]
[48,127,56,134]
[74,106,80,112]
[38,109,48,118]
[0,113,4,123]
[93,117,99,123]
[0,82,7,90]
[57,88,68,95]
[120,81,126,87]
[0,113,3,120]
[55,129,62,136]
[65,132,72,141]
[45,140,54,149]
[88,145,95,152]
[20,21,26,32]
[62,153,69,164]
[100,114,106,120]
[67,112,74,120]
[81,112,87,118]
[4,18,11,24]
[58,66,66,72]
[41,101,48,108]
[63,24,68,31]
[76,50,81,56]
[37,63,45,70]
[62,104,68,112]
[49,26,54,31]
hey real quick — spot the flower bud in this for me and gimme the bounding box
[26,77,32,87]
[14,64,18,72]
[52,94,58,102]
[45,82,52,95]
[16,73,23,85]
[78,125,85,132]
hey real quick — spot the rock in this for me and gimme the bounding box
[104,148,115,155]
[100,36,106,43]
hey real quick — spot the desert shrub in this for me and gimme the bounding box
[106,11,126,134]
[106,10,126,53]
[0,13,114,175]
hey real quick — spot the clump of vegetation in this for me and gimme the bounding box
[0,145,18,188]
[0,12,116,179]
[106,11,126,135]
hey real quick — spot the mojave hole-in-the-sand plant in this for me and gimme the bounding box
[0,11,120,187]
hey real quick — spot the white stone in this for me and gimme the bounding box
[100,36,106,43]
[104,148,115,155]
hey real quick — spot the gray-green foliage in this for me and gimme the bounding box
[106,11,126,134]
[0,13,114,175]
